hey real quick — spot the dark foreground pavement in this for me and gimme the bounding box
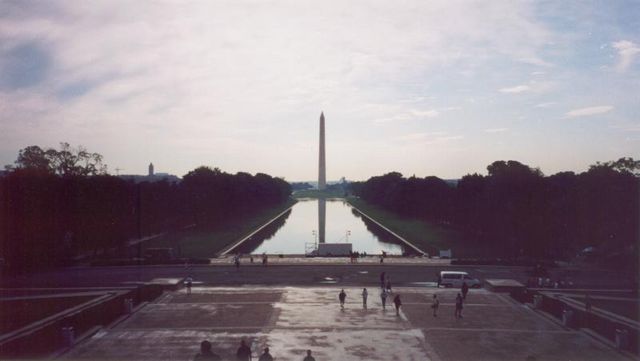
[60,286,634,361]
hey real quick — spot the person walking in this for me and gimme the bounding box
[362,288,368,309]
[193,340,221,360]
[386,278,392,293]
[339,289,347,309]
[461,281,469,300]
[455,293,464,319]
[431,294,440,317]
[303,349,316,361]
[380,289,388,310]
[393,294,402,316]
[236,339,252,360]
[185,276,193,295]
[235,254,241,269]
[258,347,273,361]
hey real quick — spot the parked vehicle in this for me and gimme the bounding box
[438,271,482,288]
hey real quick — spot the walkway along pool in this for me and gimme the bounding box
[228,198,424,256]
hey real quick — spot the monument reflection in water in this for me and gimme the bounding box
[234,199,413,255]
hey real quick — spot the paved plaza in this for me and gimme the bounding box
[61,286,632,361]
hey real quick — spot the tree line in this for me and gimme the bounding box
[350,158,639,268]
[0,144,291,272]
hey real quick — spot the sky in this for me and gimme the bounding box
[0,1,639,181]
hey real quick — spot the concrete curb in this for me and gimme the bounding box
[347,203,428,256]
[219,201,298,256]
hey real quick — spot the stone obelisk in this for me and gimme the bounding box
[318,112,326,190]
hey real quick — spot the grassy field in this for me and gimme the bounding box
[140,199,297,258]
[346,197,473,257]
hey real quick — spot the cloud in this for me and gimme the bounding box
[484,128,508,133]
[4,1,636,180]
[395,132,434,141]
[609,123,640,132]
[500,80,554,95]
[373,109,439,123]
[410,109,439,118]
[0,42,51,89]
[565,106,613,118]
[499,85,530,93]
[518,57,553,67]
[437,135,464,142]
[535,102,556,108]
[373,114,411,123]
[395,132,462,144]
[612,40,640,72]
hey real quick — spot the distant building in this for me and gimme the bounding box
[118,173,180,184]
[118,163,180,184]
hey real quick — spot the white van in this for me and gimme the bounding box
[438,271,482,288]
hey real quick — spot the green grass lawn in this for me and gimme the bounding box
[140,199,297,258]
[346,197,473,256]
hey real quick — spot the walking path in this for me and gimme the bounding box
[61,287,633,361]
[209,255,450,266]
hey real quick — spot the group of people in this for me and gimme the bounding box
[194,339,317,361]
[428,283,467,318]
[337,283,470,319]
[348,251,369,263]
[436,281,469,319]
[234,254,267,266]
[526,276,571,289]
[452,281,470,318]
[335,272,403,316]
[338,288,403,315]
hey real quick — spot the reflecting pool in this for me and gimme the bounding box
[232,198,415,255]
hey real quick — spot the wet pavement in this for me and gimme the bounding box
[61,287,632,361]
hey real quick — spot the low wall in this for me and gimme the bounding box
[0,284,164,358]
[532,290,639,355]
[348,204,427,256]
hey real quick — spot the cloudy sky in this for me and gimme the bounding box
[1,1,638,181]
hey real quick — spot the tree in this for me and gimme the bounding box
[47,142,107,176]
[487,160,543,179]
[590,157,640,176]
[7,145,52,173]
[7,143,107,176]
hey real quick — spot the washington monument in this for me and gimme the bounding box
[318,112,326,190]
